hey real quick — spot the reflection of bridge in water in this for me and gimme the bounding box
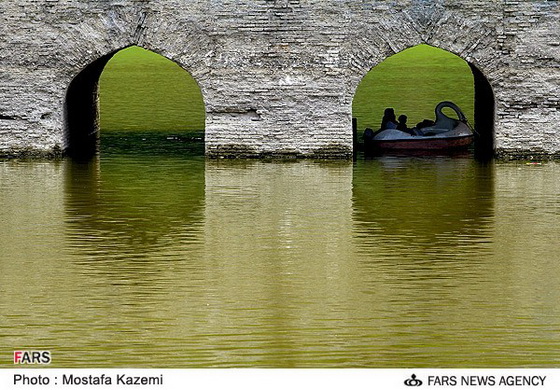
[352,156,495,259]
[2,157,560,366]
[62,156,497,275]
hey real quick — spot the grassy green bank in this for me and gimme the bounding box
[99,46,205,132]
[99,45,474,135]
[352,45,474,131]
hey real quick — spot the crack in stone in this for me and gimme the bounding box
[133,12,147,44]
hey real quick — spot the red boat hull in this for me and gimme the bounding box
[369,134,474,151]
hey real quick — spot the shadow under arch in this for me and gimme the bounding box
[64,46,206,159]
[352,44,495,159]
[469,63,495,159]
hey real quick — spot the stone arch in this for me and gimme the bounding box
[349,43,496,157]
[64,45,209,159]
[342,0,503,156]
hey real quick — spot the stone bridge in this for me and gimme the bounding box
[1,0,558,158]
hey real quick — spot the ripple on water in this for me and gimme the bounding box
[1,156,559,367]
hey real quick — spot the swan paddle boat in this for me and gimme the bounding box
[364,101,474,153]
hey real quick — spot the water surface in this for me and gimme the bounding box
[1,138,559,367]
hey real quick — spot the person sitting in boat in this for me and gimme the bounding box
[380,108,398,130]
[363,127,375,145]
[416,119,435,130]
[412,119,436,135]
[396,114,414,134]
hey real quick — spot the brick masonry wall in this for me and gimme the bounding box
[0,0,558,158]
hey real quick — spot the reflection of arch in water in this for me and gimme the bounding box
[352,45,495,158]
[63,155,205,259]
[352,156,495,255]
[62,156,205,360]
[64,46,206,159]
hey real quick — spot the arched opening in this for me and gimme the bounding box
[352,44,495,159]
[65,46,205,159]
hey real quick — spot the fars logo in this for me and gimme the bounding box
[13,351,51,365]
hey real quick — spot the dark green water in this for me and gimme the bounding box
[1,134,559,367]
